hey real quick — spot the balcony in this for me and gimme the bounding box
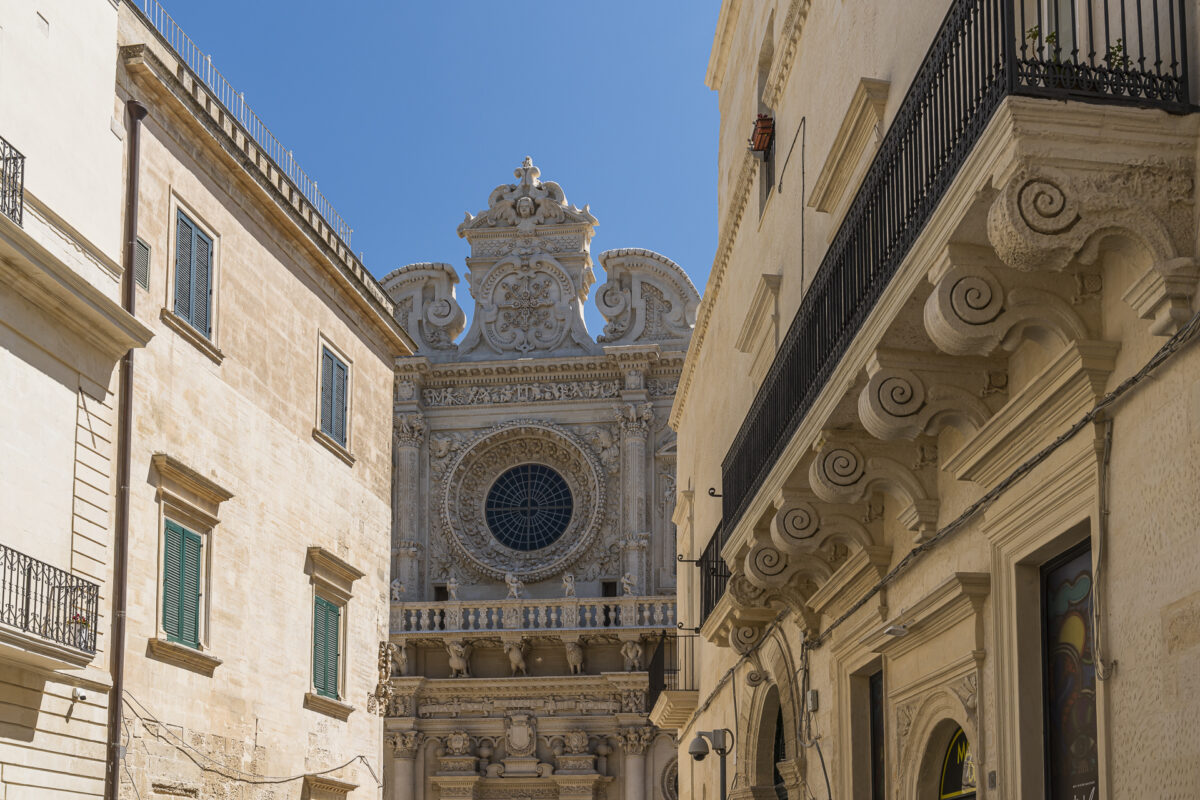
[390,594,677,637]
[0,135,24,227]
[719,0,1193,540]
[0,542,99,668]
[648,633,700,731]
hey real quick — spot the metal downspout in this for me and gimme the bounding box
[105,98,148,800]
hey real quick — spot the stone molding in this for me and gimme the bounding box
[145,637,222,676]
[380,262,466,351]
[762,0,814,109]
[809,78,890,215]
[304,691,355,721]
[306,546,365,603]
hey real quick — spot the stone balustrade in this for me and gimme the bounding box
[390,595,676,635]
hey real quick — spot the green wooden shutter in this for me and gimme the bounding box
[332,359,348,446]
[313,597,340,699]
[162,521,183,642]
[179,528,202,648]
[174,212,193,322]
[193,228,213,338]
[320,349,335,438]
[134,238,151,290]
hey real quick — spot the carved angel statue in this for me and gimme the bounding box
[446,641,472,678]
[446,575,459,601]
[504,640,528,676]
[562,573,576,598]
[505,571,524,599]
[395,641,410,677]
[565,641,585,675]
[621,572,636,596]
[620,639,644,672]
[390,579,404,603]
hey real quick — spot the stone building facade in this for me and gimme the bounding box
[668,2,1200,800]
[378,160,698,800]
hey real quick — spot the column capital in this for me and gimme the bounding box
[616,726,654,755]
[388,730,424,759]
[615,402,654,437]
[394,411,427,448]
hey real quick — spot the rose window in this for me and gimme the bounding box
[485,463,574,551]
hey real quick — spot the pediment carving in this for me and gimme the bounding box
[596,248,700,346]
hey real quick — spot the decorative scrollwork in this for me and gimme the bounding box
[770,500,819,554]
[948,272,1003,326]
[1016,178,1080,235]
[746,543,790,588]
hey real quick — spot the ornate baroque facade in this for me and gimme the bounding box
[376,160,698,800]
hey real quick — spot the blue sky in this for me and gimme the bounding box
[159,1,721,336]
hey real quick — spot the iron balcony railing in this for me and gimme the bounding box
[131,0,354,246]
[698,522,731,626]
[0,135,24,227]
[720,0,1193,538]
[648,632,699,712]
[0,542,99,654]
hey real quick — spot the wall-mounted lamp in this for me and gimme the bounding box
[883,623,908,637]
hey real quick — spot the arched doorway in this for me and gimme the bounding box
[772,705,787,800]
[936,726,976,800]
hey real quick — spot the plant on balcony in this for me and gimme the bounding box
[1025,25,1060,62]
[1105,38,1131,70]
[69,612,90,629]
[749,114,775,153]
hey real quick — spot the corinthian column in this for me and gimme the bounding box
[388,731,423,800]
[615,402,653,594]
[392,413,426,595]
[618,727,652,800]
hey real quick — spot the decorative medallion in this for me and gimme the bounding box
[441,420,606,582]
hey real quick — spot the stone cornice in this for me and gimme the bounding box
[762,0,814,109]
[671,149,759,431]
[117,35,415,356]
[151,453,234,506]
[705,0,745,91]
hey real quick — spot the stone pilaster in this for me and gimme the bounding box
[388,731,423,800]
[617,726,653,800]
[392,412,426,595]
[616,402,653,593]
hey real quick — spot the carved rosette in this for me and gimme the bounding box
[617,726,654,756]
[440,420,606,582]
[389,731,425,759]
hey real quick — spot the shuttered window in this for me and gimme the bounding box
[134,237,151,290]
[174,210,214,337]
[312,596,341,699]
[319,347,349,448]
[162,520,202,649]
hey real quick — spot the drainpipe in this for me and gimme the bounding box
[105,98,148,800]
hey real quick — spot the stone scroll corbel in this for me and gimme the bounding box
[380,262,466,353]
[596,248,700,346]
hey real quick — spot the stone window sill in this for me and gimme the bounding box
[160,308,225,365]
[312,428,355,466]
[146,637,222,676]
[304,691,354,721]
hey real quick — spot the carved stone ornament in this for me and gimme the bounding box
[444,730,474,756]
[857,351,991,441]
[459,157,597,235]
[505,714,538,758]
[440,420,607,582]
[595,248,700,346]
[563,729,590,755]
[394,412,427,448]
[614,402,654,437]
[421,378,622,407]
[380,262,466,352]
[389,731,425,758]
[617,726,654,756]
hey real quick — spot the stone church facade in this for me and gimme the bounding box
[375,160,698,800]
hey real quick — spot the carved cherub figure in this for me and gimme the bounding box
[621,572,636,596]
[562,573,576,598]
[505,571,523,599]
[395,642,410,677]
[565,641,584,675]
[390,579,404,603]
[446,575,459,601]
[620,639,643,672]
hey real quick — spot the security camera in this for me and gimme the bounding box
[688,734,710,762]
[72,687,87,703]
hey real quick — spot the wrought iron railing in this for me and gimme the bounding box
[720,0,1193,536]
[648,632,698,711]
[0,135,24,227]
[130,0,354,246]
[698,523,730,626]
[0,542,99,654]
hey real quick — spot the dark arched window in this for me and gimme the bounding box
[938,726,977,799]
[773,705,787,800]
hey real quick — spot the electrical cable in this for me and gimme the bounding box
[679,305,1200,740]
[123,691,382,787]
[1093,417,1115,680]
[121,717,143,800]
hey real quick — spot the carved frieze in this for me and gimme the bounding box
[422,379,622,407]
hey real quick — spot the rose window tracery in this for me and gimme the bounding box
[485,464,574,551]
